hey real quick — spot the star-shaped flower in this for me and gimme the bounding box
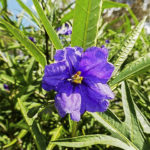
[42,47,114,121]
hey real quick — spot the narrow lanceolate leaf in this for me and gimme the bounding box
[102,0,128,9]
[90,111,138,150]
[90,110,125,136]
[71,0,103,49]
[113,17,146,76]
[17,98,46,150]
[32,0,63,50]
[135,104,150,134]
[121,81,145,149]
[52,134,135,150]
[16,0,41,27]
[133,88,150,134]
[0,19,47,68]
[47,126,63,150]
[110,53,150,86]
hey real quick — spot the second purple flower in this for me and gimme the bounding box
[56,23,72,35]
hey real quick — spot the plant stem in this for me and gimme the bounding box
[71,121,78,137]
[45,30,49,63]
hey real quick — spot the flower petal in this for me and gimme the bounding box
[42,61,69,91]
[64,29,72,35]
[54,47,83,74]
[70,111,81,121]
[79,47,114,83]
[54,50,65,62]
[80,84,110,112]
[79,47,108,71]
[84,79,114,100]
[83,62,114,84]
[56,81,73,95]
[55,86,81,121]
[86,99,109,112]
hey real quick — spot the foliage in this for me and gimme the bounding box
[0,0,150,150]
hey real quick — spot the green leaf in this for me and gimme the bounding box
[0,19,47,68]
[124,14,131,33]
[135,103,150,134]
[0,73,15,84]
[121,81,145,149]
[16,0,41,27]
[133,88,149,103]
[3,129,28,148]
[102,0,128,9]
[1,0,7,11]
[90,110,124,136]
[71,0,103,49]
[110,53,150,86]
[90,110,138,150]
[17,98,46,150]
[32,0,63,50]
[52,134,135,150]
[133,88,150,134]
[47,126,63,150]
[27,106,40,118]
[25,57,35,83]
[113,17,146,76]
[60,0,138,26]
[61,9,74,24]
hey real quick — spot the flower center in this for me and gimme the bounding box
[71,71,83,84]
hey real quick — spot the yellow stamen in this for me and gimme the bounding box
[72,71,83,84]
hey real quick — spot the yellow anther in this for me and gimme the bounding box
[76,71,81,75]
[72,71,83,84]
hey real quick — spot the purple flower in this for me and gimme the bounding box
[3,84,9,90]
[42,47,114,121]
[56,23,72,35]
[105,40,110,44]
[101,45,105,48]
[29,37,35,43]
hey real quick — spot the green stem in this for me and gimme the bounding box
[71,121,78,137]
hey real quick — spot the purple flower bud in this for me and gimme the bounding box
[105,40,110,44]
[29,37,35,43]
[101,45,105,48]
[56,26,62,32]
[65,23,69,28]
[3,84,9,90]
